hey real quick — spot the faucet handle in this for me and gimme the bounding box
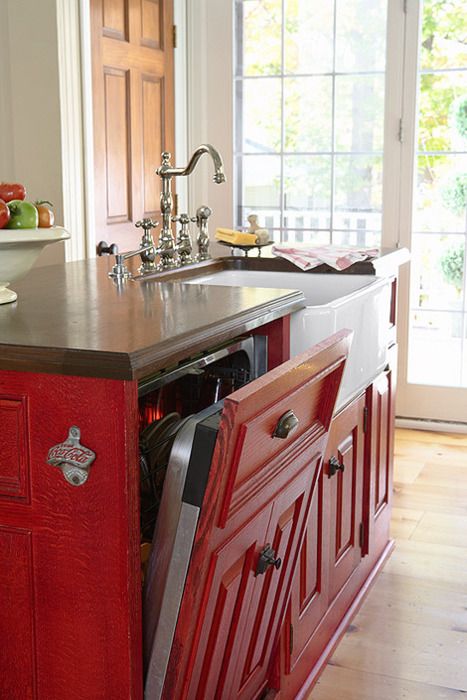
[172,213,190,225]
[195,205,212,222]
[135,218,158,233]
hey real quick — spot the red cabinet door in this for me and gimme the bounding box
[326,393,365,603]
[162,331,351,700]
[366,345,397,561]
[283,392,365,697]
[0,371,141,700]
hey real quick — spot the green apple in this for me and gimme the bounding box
[6,200,39,229]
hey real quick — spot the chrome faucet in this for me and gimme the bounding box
[155,145,226,267]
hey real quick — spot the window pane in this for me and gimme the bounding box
[284,155,332,228]
[410,234,465,312]
[408,310,462,387]
[284,77,333,152]
[240,155,281,208]
[284,0,334,74]
[236,207,281,231]
[418,71,467,152]
[332,230,380,247]
[420,0,467,71]
[281,230,331,245]
[335,0,387,73]
[334,155,383,230]
[240,78,282,153]
[414,154,467,233]
[334,74,385,153]
[241,0,282,76]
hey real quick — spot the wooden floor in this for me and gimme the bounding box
[310,428,467,699]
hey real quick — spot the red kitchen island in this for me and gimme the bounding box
[0,251,406,699]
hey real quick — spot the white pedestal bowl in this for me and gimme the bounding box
[0,227,70,304]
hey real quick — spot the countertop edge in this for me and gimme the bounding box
[0,290,304,382]
[128,290,305,381]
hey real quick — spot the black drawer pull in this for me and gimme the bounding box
[255,545,282,576]
[273,410,299,439]
[328,456,345,478]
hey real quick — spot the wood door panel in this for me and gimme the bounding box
[373,374,390,513]
[0,396,30,501]
[141,0,161,48]
[162,332,351,700]
[142,75,163,214]
[287,462,328,672]
[0,370,141,700]
[366,346,397,561]
[187,506,272,699]
[327,394,365,603]
[103,0,128,40]
[104,68,131,222]
[91,0,174,251]
[0,526,35,699]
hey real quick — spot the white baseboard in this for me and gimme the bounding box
[396,417,467,434]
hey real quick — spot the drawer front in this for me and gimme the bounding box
[217,331,352,528]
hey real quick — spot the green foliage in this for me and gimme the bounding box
[421,0,467,70]
[419,0,467,154]
[440,244,464,293]
[454,98,467,138]
[442,173,467,215]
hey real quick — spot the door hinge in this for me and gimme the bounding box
[359,522,365,548]
[398,117,404,143]
[363,405,369,433]
[289,622,294,655]
[403,0,408,13]
[172,24,178,48]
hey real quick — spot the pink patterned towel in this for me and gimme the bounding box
[272,244,379,271]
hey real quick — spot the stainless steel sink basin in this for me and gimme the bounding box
[184,270,392,411]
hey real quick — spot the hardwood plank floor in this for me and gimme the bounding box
[309,428,467,699]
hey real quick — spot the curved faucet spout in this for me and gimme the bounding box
[157,144,226,184]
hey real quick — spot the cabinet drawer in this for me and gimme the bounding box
[218,333,352,526]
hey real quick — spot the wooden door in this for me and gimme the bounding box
[160,331,351,699]
[90,0,175,252]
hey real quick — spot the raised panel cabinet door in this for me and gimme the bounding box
[283,392,365,694]
[91,0,174,251]
[0,370,141,700]
[286,464,329,673]
[161,331,352,700]
[326,393,365,603]
[366,345,398,560]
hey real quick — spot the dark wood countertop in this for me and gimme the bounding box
[0,257,305,380]
[0,247,409,381]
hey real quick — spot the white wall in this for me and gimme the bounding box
[0,0,66,266]
[186,0,234,255]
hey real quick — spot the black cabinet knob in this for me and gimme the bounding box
[97,240,119,256]
[328,455,345,478]
[255,545,282,576]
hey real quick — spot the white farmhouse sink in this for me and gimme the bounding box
[184,270,392,411]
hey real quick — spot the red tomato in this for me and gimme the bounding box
[0,198,10,228]
[35,200,55,228]
[0,182,26,203]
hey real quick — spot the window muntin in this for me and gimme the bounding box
[234,0,389,244]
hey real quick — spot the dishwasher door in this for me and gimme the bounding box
[144,330,351,700]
